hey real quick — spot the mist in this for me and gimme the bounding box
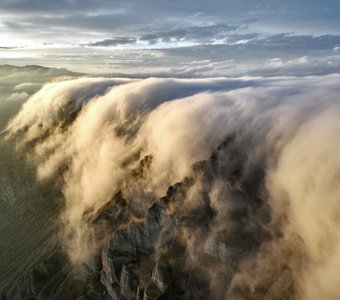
[3,74,340,299]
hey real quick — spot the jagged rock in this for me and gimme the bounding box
[101,229,138,287]
[131,155,153,178]
[120,264,139,299]
[85,192,131,230]
[227,169,242,189]
[136,285,144,300]
[145,199,177,246]
[127,222,155,255]
[151,262,170,294]
[101,196,177,299]
[203,238,239,264]
[144,199,167,229]
[95,136,281,299]
[101,262,120,300]
[143,282,163,300]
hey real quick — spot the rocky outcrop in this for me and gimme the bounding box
[85,136,293,300]
[6,137,298,300]
[100,196,177,299]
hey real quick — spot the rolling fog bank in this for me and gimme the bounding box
[2,71,340,299]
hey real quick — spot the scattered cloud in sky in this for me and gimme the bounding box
[0,0,340,75]
[87,37,137,47]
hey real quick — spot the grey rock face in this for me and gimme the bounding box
[7,137,300,300]
[203,238,240,264]
[94,137,299,300]
[120,265,139,299]
[100,197,176,299]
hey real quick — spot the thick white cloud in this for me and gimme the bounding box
[6,74,340,298]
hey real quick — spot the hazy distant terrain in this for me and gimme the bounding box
[0,65,84,299]
[0,65,82,130]
[2,67,340,299]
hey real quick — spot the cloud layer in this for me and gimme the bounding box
[6,74,340,298]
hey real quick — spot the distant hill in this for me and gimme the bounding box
[0,64,85,131]
[0,64,84,77]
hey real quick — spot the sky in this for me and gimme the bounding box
[1,0,340,76]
